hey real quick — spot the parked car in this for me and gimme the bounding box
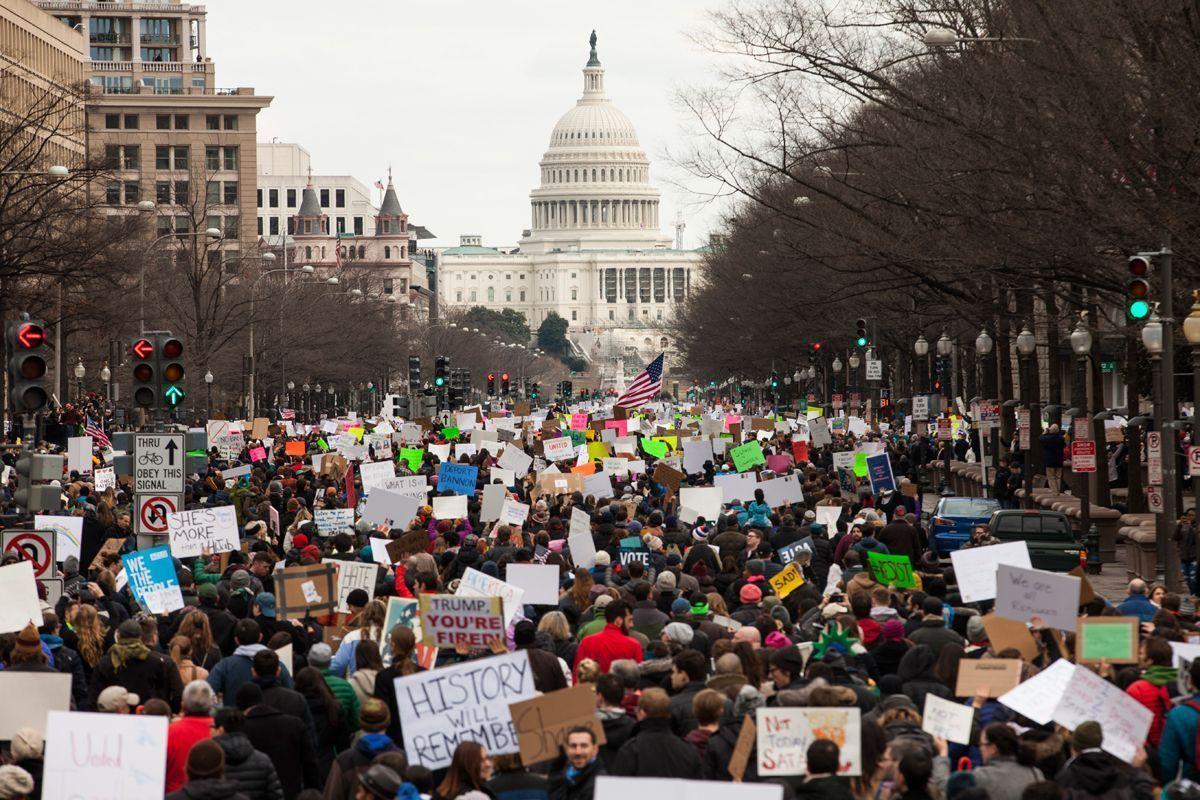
[987,509,1086,572]
[930,497,1001,556]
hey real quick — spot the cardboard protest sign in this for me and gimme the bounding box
[506,563,560,605]
[323,559,379,614]
[438,463,479,496]
[955,659,1022,698]
[433,494,469,520]
[866,552,918,588]
[89,537,125,571]
[728,715,757,782]
[458,567,525,624]
[582,470,614,500]
[950,541,1032,603]
[1068,565,1098,605]
[768,562,804,599]
[43,710,168,800]
[997,657,1075,726]
[980,614,1040,661]
[276,563,337,620]
[1052,662,1152,764]
[543,436,575,462]
[730,440,766,473]
[995,564,1081,631]
[498,445,534,476]
[314,507,356,535]
[394,650,536,769]
[756,706,861,776]
[1077,617,1139,664]
[0,672,71,738]
[419,594,504,648]
[510,683,607,765]
[922,694,974,745]
[167,506,239,558]
[121,545,184,614]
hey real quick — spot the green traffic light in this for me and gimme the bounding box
[1128,299,1151,320]
[856,336,868,347]
[164,385,185,405]
[434,377,445,386]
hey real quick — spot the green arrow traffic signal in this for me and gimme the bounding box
[164,385,186,406]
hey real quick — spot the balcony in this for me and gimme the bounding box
[43,1,205,11]
[90,31,131,44]
[140,33,177,45]
[91,60,133,71]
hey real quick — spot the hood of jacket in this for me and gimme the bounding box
[1066,752,1125,794]
[233,643,268,659]
[897,644,939,683]
[215,732,255,765]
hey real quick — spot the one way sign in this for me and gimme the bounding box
[134,434,186,494]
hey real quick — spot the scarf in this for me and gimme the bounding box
[566,758,597,783]
[1144,665,1178,687]
[109,640,150,670]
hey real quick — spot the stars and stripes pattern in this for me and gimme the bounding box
[615,353,664,410]
[279,408,296,421]
[85,416,111,448]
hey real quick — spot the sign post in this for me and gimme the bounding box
[133,433,186,547]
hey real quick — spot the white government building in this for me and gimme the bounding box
[438,32,704,376]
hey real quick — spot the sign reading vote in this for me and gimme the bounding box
[438,463,479,496]
[166,506,239,558]
[394,650,535,769]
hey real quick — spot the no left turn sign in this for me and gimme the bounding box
[137,495,179,535]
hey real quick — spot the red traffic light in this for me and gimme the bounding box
[132,338,154,359]
[501,373,510,381]
[812,342,822,350]
[1128,278,1150,298]
[15,323,45,349]
[162,338,183,358]
[487,373,495,381]
[1129,255,1150,276]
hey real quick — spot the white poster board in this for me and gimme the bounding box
[595,777,782,800]
[433,494,468,520]
[68,435,93,475]
[505,563,560,605]
[1051,663,1153,764]
[0,561,44,634]
[756,706,861,776]
[0,672,71,738]
[458,567,525,624]
[995,564,1081,631]
[323,559,379,614]
[166,506,239,558]
[950,541,1032,603]
[36,514,82,564]
[922,693,974,745]
[43,710,168,800]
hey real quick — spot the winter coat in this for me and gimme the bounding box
[971,757,1043,800]
[372,664,408,747]
[548,757,605,800]
[1055,751,1153,800]
[597,708,635,771]
[574,624,643,676]
[782,776,856,800]
[871,640,911,678]
[320,668,361,733]
[243,704,319,800]
[1115,594,1158,624]
[165,778,250,800]
[522,645,568,693]
[703,718,759,782]
[206,645,294,704]
[1040,432,1066,468]
[323,733,398,800]
[1126,676,1173,746]
[611,717,702,779]
[194,603,239,655]
[165,715,214,794]
[43,634,87,708]
[87,644,179,712]
[215,732,285,800]
[1176,522,1199,562]
[257,678,316,739]
[808,535,834,590]
[877,522,921,561]
[1160,695,1200,781]
[907,617,966,657]
[897,645,952,710]
[486,770,549,800]
[669,681,707,736]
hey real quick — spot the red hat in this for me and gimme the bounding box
[301,544,320,562]
[292,533,309,550]
[739,584,763,604]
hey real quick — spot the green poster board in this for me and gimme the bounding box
[730,441,766,473]
[399,447,424,472]
[867,551,918,588]
[1077,617,1138,663]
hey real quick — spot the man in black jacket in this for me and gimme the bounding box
[612,688,701,778]
[212,706,284,800]
[549,726,606,800]
[251,649,318,746]
[87,618,177,711]
[237,682,319,800]
[192,583,238,655]
[594,674,634,770]
[668,650,707,736]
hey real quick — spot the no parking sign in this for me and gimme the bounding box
[2,530,56,578]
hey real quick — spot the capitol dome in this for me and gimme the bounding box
[521,31,669,254]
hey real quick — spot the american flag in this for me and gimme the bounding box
[334,245,343,269]
[279,407,296,421]
[615,353,665,410]
[374,180,385,191]
[85,416,111,448]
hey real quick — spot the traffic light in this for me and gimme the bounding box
[131,336,156,409]
[487,373,496,395]
[421,389,438,417]
[1127,255,1151,320]
[770,371,780,390]
[7,318,49,414]
[408,355,421,390]
[564,380,573,398]
[530,382,539,400]
[394,396,410,418]
[855,319,868,348]
[434,355,448,387]
[13,451,63,512]
[160,336,185,407]
[501,372,510,394]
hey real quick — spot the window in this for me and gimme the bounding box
[335,217,345,234]
[384,246,390,259]
[519,290,526,302]
[223,182,238,204]
[156,181,171,203]
[173,146,188,170]
[105,113,120,129]
[505,290,512,302]
[257,189,263,208]
[205,145,219,170]
[288,218,295,235]
[305,246,312,259]
[609,310,614,320]
[224,216,239,238]
[122,145,140,169]
[672,268,686,300]
[175,114,188,129]
[206,181,219,204]
[268,217,279,235]
[656,310,663,320]
[268,189,278,208]
[257,217,263,235]
[156,145,170,169]
[469,290,477,302]
[141,47,172,62]
[570,272,576,279]
[604,269,617,302]
[174,215,190,233]
[206,114,220,130]
[103,145,120,168]
[124,114,138,129]
[90,46,114,60]
[628,308,636,321]
[287,188,296,207]
[384,279,394,295]
[380,220,390,234]
[105,181,120,205]
[156,114,170,130]
[223,115,238,130]
[653,268,665,302]
[175,180,188,203]
[624,268,637,302]
[571,310,577,321]
[222,147,237,170]
[353,217,363,235]
[357,246,365,259]
[335,189,345,207]
[570,288,577,300]
[487,287,495,302]
[319,189,329,207]
[640,268,652,302]
[456,291,463,303]
[157,217,174,237]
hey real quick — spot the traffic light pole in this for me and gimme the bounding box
[1155,234,1183,591]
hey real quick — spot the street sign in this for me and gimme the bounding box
[1071,440,1096,473]
[134,434,185,494]
[832,394,843,410]
[912,395,929,420]
[1073,416,1091,441]
[136,494,181,536]
[936,418,952,441]
[865,360,882,381]
[1189,446,1200,478]
[1147,431,1162,485]
[1017,409,1030,450]
[1147,485,1164,514]
[2,529,56,578]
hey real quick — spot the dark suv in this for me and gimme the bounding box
[987,509,1086,572]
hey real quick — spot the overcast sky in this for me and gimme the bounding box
[206,0,728,249]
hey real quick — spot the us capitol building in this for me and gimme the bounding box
[437,32,704,377]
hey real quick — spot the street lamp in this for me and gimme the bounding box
[73,359,85,400]
[100,363,111,405]
[205,369,214,417]
[936,332,952,356]
[140,227,222,334]
[848,353,860,370]
[1069,314,1094,546]
[923,28,1039,46]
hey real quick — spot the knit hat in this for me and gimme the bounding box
[663,622,694,645]
[10,728,42,762]
[739,584,763,604]
[292,533,309,550]
[254,592,276,618]
[358,764,403,800]
[593,551,611,567]
[882,619,905,642]
[0,766,34,800]
[231,570,251,590]
[1074,721,1103,750]
[690,600,710,617]
[670,597,692,616]
[96,685,139,712]
[186,739,225,780]
[655,571,677,593]
[346,588,370,609]
[769,645,804,677]
[12,624,40,658]
[198,583,219,601]
[645,535,663,552]
[965,614,987,643]
[308,642,333,669]
[946,771,977,800]
[301,544,321,562]
[360,698,391,732]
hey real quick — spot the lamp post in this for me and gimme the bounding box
[247,261,312,418]
[914,335,929,393]
[302,383,310,422]
[1184,292,1200,545]
[1069,315,1094,550]
[1016,324,1038,507]
[975,327,997,490]
[100,363,111,406]
[936,332,953,399]
[205,370,214,418]
[832,356,842,397]
[1143,312,1181,589]
[73,359,85,400]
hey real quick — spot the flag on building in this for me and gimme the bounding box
[85,416,111,449]
[615,353,664,410]
[374,180,385,191]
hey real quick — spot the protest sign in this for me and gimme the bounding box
[569,507,592,537]
[121,545,184,614]
[213,432,245,461]
[360,488,422,530]
[314,507,356,535]
[419,594,504,648]
[865,452,896,493]
[950,541,1032,603]
[285,439,307,456]
[1077,617,1139,664]
[652,461,684,493]
[543,436,575,462]
[730,440,766,472]
[618,541,651,567]
[778,537,814,566]
[728,715,757,782]
[955,659,1022,698]
[500,497,530,527]
[481,483,509,522]
[594,777,781,800]
[370,537,393,565]
[682,439,715,474]
[323,559,379,614]
[922,694,974,745]
[1052,663,1152,764]
[433,494,469,520]
[995,564,1080,631]
[510,684,607,765]
[33,514,78,565]
[768,562,804,599]
[568,532,597,569]
[276,563,337,620]
[759,475,804,509]
[394,650,536,769]
[997,658,1075,725]
[498,445,534,476]
[0,672,71,738]
[458,567,525,624]
[166,506,238,558]
[679,487,723,523]
[980,614,1040,661]
[359,459,398,493]
[714,471,758,504]
[43,710,168,800]
[398,447,425,471]
[506,564,560,605]
[866,552,918,588]
[582,470,614,500]
[438,463,479,496]
[757,706,861,776]
[378,475,430,500]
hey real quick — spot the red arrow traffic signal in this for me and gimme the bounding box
[132,338,154,359]
[15,323,44,349]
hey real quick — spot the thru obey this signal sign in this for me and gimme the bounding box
[137,494,180,535]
